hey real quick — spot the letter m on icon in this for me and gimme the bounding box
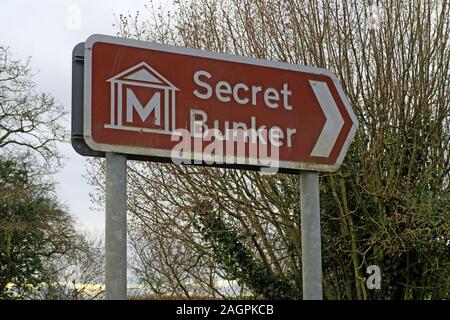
[126,88,161,125]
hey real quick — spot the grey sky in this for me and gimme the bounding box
[0,0,160,234]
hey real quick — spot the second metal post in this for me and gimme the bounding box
[300,171,323,300]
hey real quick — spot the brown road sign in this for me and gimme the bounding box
[83,34,358,172]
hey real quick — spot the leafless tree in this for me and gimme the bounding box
[0,46,66,167]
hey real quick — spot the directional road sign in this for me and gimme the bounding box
[82,34,358,172]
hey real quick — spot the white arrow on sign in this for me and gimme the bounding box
[309,80,344,158]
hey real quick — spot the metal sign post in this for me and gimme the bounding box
[300,171,323,299]
[105,152,127,300]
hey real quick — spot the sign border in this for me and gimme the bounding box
[84,34,358,172]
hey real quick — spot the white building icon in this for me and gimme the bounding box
[105,62,179,135]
